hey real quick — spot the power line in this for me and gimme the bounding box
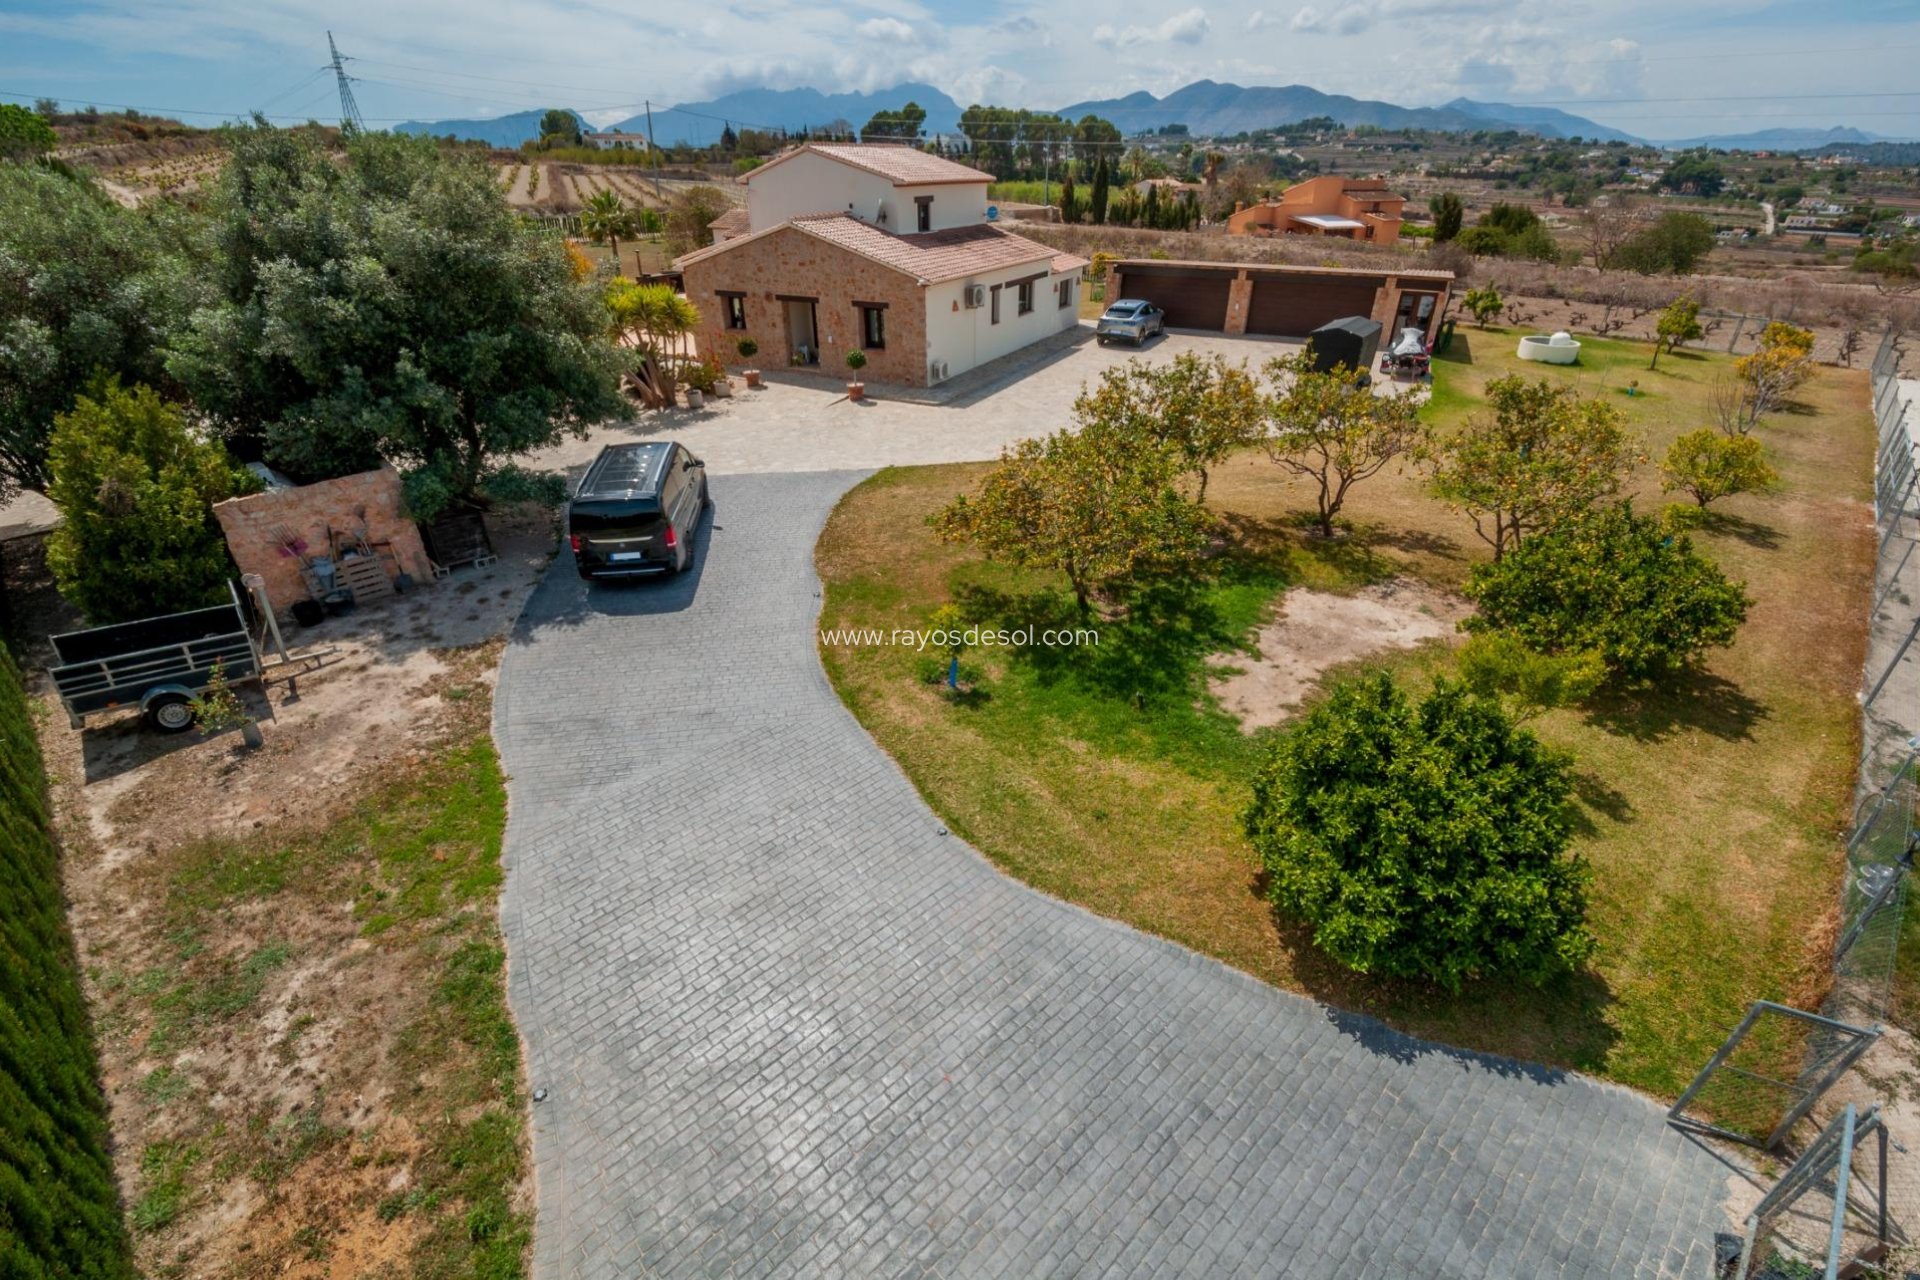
[328,32,364,132]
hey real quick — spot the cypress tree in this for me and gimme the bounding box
[1090,156,1110,226]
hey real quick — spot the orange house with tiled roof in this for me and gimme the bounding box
[1227,175,1406,245]
[677,143,1088,386]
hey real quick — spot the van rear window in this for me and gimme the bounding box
[570,504,664,536]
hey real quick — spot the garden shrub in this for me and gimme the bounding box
[44,381,254,624]
[1244,672,1592,990]
[0,645,135,1279]
[1464,502,1751,683]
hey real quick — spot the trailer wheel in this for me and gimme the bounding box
[144,693,196,734]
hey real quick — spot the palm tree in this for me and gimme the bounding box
[607,280,699,406]
[581,189,634,277]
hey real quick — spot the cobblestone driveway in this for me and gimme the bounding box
[494,469,1729,1278]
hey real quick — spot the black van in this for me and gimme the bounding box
[567,441,709,580]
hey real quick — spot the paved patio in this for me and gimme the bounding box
[525,325,1309,479]
[493,468,1731,1278]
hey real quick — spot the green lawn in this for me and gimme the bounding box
[816,325,1874,1096]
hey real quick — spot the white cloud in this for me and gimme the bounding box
[1093,7,1212,49]
[1245,10,1271,31]
[1290,4,1369,35]
[856,17,918,44]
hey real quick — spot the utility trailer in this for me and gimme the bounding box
[48,583,261,733]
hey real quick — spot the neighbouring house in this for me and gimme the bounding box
[582,131,652,150]
[1105,260,1452,345]
[1226,176,1406,244]
[675,143,1089,386]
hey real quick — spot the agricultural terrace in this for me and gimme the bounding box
[815,324,1874,1096]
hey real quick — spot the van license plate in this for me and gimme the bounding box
[610,552,642,562]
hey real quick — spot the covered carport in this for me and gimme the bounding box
[1107,259,1453,344]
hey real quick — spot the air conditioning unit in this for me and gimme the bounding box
[929,358,950,383]
[963,284,986,309]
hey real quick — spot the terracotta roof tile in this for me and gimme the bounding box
[751,143,993,187]
[706,207,750,233]
[676,213,1081,285]
[788,214,1055,282]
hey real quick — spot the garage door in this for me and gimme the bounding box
[1121,270,1233,330]
[1246,275,1379,337]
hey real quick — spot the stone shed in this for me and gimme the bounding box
[213,467,433,615]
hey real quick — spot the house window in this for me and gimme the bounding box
[1017,281,1034,315]
[1057,279,1074,310]
[721,292,747,330]
[916,196,933,233]
[859,303,886,350]
[989,285,1001,325]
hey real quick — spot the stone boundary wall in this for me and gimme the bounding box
[213,467,432,614]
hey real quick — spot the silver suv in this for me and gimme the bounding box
[1095,299,1165,346]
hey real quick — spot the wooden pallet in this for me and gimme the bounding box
[337,553,393,603]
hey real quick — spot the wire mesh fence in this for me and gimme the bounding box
[1735,1104,1897,1280]
[1673,333,1920,1280]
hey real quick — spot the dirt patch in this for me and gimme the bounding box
[1209,578,1472,730]
[19,504,555,1279]
[32,503,554,862]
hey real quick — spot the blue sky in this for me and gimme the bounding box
[3,0,1917,140]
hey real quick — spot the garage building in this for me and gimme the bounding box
[1106,260,1454,346]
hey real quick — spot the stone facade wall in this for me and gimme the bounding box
[681,225,930,386]
[213,467,432,615]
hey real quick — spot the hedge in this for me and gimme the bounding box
[0,645,132,1279]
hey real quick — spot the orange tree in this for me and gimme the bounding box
[932,424,1210,618]
[1464,502,1750,684]
[1428,375,1640,561]
[1068,352,1262,502]
[1244,672,1593,991]
[1262,351,1428,538]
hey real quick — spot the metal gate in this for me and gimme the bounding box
[1667,1002,1881,1150]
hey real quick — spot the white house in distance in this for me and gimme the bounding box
[676,143,1088,387]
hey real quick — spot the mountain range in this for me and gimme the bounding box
[393,108,585,148]
[1658,125,1885,152]
[1053,82,1639,143]
[393,81,1902,152]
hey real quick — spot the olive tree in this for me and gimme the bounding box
[1428,376,1640,561]
[165,125,628,517]
[1261,351,1428,537]
[1244,672,1593,991]
[0,165,180,500]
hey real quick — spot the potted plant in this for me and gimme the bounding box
[191,659,263,749]
[844,349,868,401]
[737,338,762,389]
[683,358,718,409]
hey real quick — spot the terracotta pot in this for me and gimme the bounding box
[744,369,762,388]
[846,382,865,401]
